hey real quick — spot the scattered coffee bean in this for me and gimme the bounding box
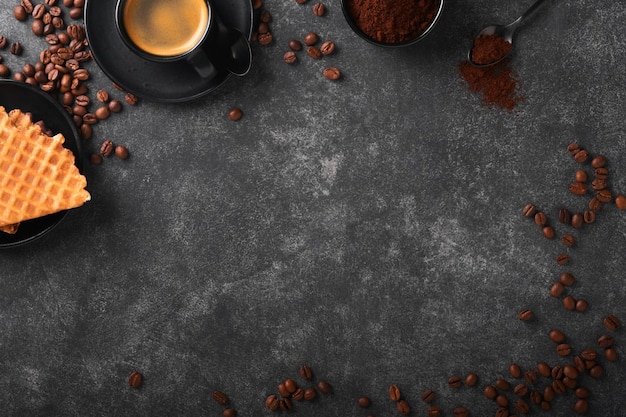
[529,389,542,405]
[524,370,537,385]
[422,389,435,403]
[222,408,236,417]
[509,364,521,378]
[558,208,571,224]
[292,388,304,401]
[258,32,273,45]
[495,378,510,391]
[597,334,614,348]
[574,398,588,414]
[550,282,564,297]
[574,149,589,163]
[562,295,576,310]
[109,99,123,113]
[597,188,612,203]
[465,373,478,387]
[534,211,547,226]
[128,370,142,388]
[95,105,110,120]
[96,89,109,102]
[303,387,317,401]
[514,383,528,397]
[313,2,325,16]
[552,379,566,394]
[100,140,113,156]
[279,398,292,411]
[589,364,604,378]
[278,383,290,398]
[125,92,138,105]
[537,362,551,378]
[284,378,297,393]
[212,391,228,405]
[396,399,410,415]
[89,152,102,165]
[448,375,462,388]
[299,365,312,380]
[604,314,621,331]
[561,233,575,247]
[583,210,595,224]
[591,155,606,168]
[283,51,297,64]
[522,203,535,217]
[453,406,469,417]
[556,253,569,265]
[317,380,332,394]
[575,298,588,312]
[569,181,586,195]
[542,225,555,239]
[228,107,243,121]
[9,42,22,55]
[615,194,626,210]
[605,347,618,362]
[591,178,607,190]
[357,396,371,408]
[518,309,533,321]
[427,405,442,417]
[575,170,587,182]
[0,64,10,77]
[595,167,609,179]
[581,349,597,361]
[388,384,401,401]
[323,67,341,80]
[289,39,302,51]
[484,385,497,400]
[14,5,28,21]
[115,145,129,160]
[571,212,583,228]
[304,32,318,45]
[307,46,321,59]
[265,395,279,410]
[556,343,572,356]
[257,22,269,34]
[320,40,335,55]
[515,399,530,414]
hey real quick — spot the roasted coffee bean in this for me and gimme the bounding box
[561,233,575,247]
[524,370,537,386]
[307,45,321,59]
[128,371,142,388]
[573,355,585,373]
[292,388,304,401]
[542,226,555,239]
[284,378,297,393]
[265,395,279,410]
[258,32,273,45]
[575,170,587,182]
[260,9,271,22]
[13,72,26,82]
[427,405,442,417]
[556,253,569,265]
[597,334,614,348]
[57,31,70,45]
[594,167,609,179]
[563,365,578,379]
[228,107,243,121]
[421,389,436,403]
[569,181,586,195]
[222,408,236,417]
[453,406,469,417]
[464,373,478,387]
[279,398,292,411]
[67,23,85,40]
[534,211,547,226]
[494,407,508,417]
[108,99,123,113]
[257,22,269,34]
[515,399,529,414]
[303,387,317,401]
[562,295,576,310]
[571,212,583,228]
[448,375,462,388]
[89,152,102,165]
[313,2,325,16]
[495,394,508,407]
[212,391,228,405]
[34,70,47,83]
[61,91,73,106]
[522,203,535,217]
[529,390,541,405]
[603,314,621,331]
[32,3,46,19]
[558,208,571,224]
[299,365,312,380]
[72,105,87,116]
[396,399,410,415]
[52,16,65,29]
[277,384,289,399]
[559,272,575,286]
[320,40,335,55]
[100,140,114,157]
[556,343,571,356]
[95,105,110,120]
[304,32,319,45]
[575,298,588,312]
[283,51,297,64]
[552,379,565,394]
[589,364,604,378]
[583,210,595,224]
[574,149,588,163]
[75,50,91,62]
[591,178,607,190]
[567,142,580,154]
[79,123,92,140]
[288,39,302,51]
[357,396,371,408]
[495,378,510,391]
[597,189,612,203]
[484,385,497,400]
[591,155,606,168]
[509,364,521,378]
[550,282,564,298]
[615,194,626,210]
[14,5,28,20]
[82,113,97,124]
[73,68,89,80]
[605,347,618,361]
[69,6,82,19]
[543,385,555,402]
[115,145,129,160]
[96,89,109,102]
[389,384,401,401]
[575,387,589,399]
[74,94,89,106]
[584,359,596,370]
[9,42,22,55]
[317,380,332,394]
[0,36,6,49]
[125,93,138,105]
[574,398,588,414]
[514,383,528,397]
[537,362,551,378]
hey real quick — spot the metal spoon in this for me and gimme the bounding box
[468,0,548,67]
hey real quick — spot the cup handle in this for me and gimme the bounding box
[186,49,218,79]
[214,18,252,76]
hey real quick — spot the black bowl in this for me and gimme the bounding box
[0,80,84,249]
[340,0,444,47]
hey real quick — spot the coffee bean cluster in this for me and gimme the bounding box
[211,390,237,417]
[264,365,332,412]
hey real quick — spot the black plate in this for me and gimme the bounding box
[85,0,254,103]
[0,80,83,249]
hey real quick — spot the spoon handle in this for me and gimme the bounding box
[514,0,549,26]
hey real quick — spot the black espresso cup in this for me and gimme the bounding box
[116,0,251,78]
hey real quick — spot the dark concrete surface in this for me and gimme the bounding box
[1,0,626,415]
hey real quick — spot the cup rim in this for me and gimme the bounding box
[115,0,214,62]
[340,0,444,48]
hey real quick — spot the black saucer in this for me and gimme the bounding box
[84,0,254,103]
[0,80,83,248]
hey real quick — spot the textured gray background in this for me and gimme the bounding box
[1,0,626,416]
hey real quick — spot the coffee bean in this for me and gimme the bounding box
[569,181,586,195]
[484,385,497,400]
[543,385,555,402]
[228,107,243,121]
[288,39,302,51]
[518,309,533,321]
[128,371,142,388]
[396,399,410,415]
[558,208,571,224]
[524,370,537,385]
[284,378,297,393]
[448,375,462,388]
[279,398,292,411]
[574,398,588,414]
[584,359,596,370]
[292,388,304,401]
[109,99,123,113]
[589,364,604,378]
[96,89,109,102]
[465,373,478,387]
[575,298,588,312]
[82,113,97,124]
[574,149,589,163]
[605,347,618,361]
[357,396,371,408]
[303,387,317,401]
[299,365,312,380]
[257,22,269,34]
[615,194,626,210]
[389,384,401,401]
[212,391,228,405]
[573,355,585,373]
[494,406,508,417]
[283,51,297,64]
[32,3,45,19]
[422,389,435,403]
[509,364,521,378]
[453,406,469,417]
[125,93,139,105]
[515,399,529,414]
[567,143,581,155]
[603,314,621,331]
[583,210,595,224]
[591,155,606,168]
[427,405,442,417]
[534,211,547,226]
[10,42,22,55]
[223,408,236,417]
[571,213,583,228]
[307,46,321,59]
[561,233,575,247]
[513,383,528,397]
[529,389,541,405]
[495,378,510,391]
[522,203,535,217]
[591,178,607,191]
[313,2,325,16]
[550,282,564,298]
[556,253,569,265]
[265,395,279,410]
[0,64,10,78]
[542,226,555,239]
[100,140,113,156]
[594,166,609,179]
[14,5,28,20]
[95,105,110,120]
[277,383,289,398]
[580,348,596,361]
[597,189,612,203]
[564,365,578,379]
[258,32,273,45]
[597,334,614,348]
[13,71,26,82]
[115,145,129,160]
[320,40,335,55]
[260,9,271,22]
[575,170,587,182]
[495,394,508,407]
[575,387,589,399]
[537,362,551,378]
[89,152,102,165]
[556,343,571,356]
[304,32,319,45]
[562,295,576,310]
[317,380,332,394]
[552,379,565,394]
